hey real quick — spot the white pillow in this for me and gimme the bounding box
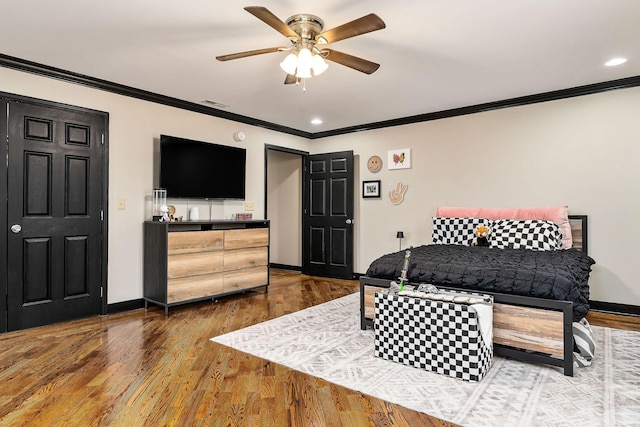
[489,219,563,250]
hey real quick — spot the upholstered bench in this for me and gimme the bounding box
[373,290,494,382]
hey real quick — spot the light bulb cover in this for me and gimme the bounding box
[297,48,312,66]
[280,53,298,75]
[295,68,312,79]
[295,48,313,78]
[312,54,329,76]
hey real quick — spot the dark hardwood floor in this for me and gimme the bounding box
[0,270,637,426]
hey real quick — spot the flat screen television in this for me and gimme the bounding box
[159,135,246,199]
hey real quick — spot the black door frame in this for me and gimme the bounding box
[0,100,7,332]
[0,92,109,331]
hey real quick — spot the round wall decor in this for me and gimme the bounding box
[367,155,383,173]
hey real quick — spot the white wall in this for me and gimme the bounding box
[266,150,302,266]
[2,66,638,307]
[314,87,640,306]
[0,66,310,304]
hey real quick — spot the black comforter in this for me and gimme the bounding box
[365,245,595,321]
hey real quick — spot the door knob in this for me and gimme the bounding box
[11,224,22,234]
[346,219,353,225]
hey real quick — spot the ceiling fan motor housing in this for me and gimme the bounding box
[286,14,324,42]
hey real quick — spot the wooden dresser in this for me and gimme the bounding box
[143,220,269,315]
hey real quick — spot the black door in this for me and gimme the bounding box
[5,99,105,331]
[302,151,354,279]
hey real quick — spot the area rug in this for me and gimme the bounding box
[211,293,640,427]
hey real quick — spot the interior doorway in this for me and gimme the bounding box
[265,145,306,270]
[265,146,355,279]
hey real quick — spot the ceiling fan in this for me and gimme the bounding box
[216,6,386,84]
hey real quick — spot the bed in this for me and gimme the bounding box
[360,209,595,376]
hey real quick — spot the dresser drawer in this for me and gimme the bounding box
[167,251,224,279]
[223,247,268,271]
[224,228,269,250]
[168,273,224,303]
[223,266,268,291]
[168,230,224,255]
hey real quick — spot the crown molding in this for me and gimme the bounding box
[310,75,640,139]
[0,54,312,139]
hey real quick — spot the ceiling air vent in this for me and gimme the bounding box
[202,100,230,109]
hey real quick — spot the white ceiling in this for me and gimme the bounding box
[1,0,639,134]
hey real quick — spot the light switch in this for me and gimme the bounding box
[117,198,125,210]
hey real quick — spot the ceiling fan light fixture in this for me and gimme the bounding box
[295,67,312,79]
[280,53,298,75]
[295,47,313,78]
[312,54,328,76]
[218,7,385,87]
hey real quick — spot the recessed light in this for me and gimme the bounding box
[605,57,628,67]
[311,118,323,125]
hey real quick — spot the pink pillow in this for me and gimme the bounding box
[436,205,572,248]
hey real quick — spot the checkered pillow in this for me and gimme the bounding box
[489,219,563,250]
[432,217,490,246]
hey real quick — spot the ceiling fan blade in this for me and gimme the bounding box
[216,47,283,61]
[284,74,298,85]
[323,49,380,74]
[316,13,385,44]
[244,6,298,40]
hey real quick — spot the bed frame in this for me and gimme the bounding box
[360,215,588,376]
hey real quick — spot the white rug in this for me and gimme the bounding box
[211,293,640,427]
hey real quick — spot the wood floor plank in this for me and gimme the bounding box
[0,269,634,426]
[586,309,640,331]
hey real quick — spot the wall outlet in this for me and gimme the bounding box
[244,201,254,211]
[117,198,125,210]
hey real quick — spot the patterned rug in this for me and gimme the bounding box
[211,293,640,427]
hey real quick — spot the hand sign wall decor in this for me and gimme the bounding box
[389,182,408,205]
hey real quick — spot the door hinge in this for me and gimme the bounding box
[101,133,104,145]
[100,287,103,298]
[100,210,104,221]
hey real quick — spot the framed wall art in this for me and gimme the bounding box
[362,180,381,198]
[387,148,411,170]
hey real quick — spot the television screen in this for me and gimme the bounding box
[159,135,246,199]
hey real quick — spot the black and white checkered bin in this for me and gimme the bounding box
[374,290,493,382]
